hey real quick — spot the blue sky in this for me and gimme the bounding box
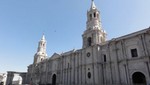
[0,0,150,73]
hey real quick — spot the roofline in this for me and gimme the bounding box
[109,27,150,42]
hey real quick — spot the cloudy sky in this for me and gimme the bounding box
[0,0,150,73]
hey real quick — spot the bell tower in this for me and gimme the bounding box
[82,0,106,48]
[33,34,47,64]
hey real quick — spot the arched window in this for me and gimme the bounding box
[90,14,92,20]
[87,37,92,46]
[94,12,96,17]
[41,58,43,61]
[87,72,91,79]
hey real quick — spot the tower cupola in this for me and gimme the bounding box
[33,34,47,64]
[86,0,102,30]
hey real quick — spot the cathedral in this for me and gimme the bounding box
[6,0,150,85]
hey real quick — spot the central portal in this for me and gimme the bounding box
[52,74,56,85]
[132,72,146,85]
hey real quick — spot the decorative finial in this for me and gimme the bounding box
[41,33,45,40]
[91,0,96,9]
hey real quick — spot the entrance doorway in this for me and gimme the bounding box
[52,74,56,85]
[132,72,146,85]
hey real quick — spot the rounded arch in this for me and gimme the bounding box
[52,74,56,85]
[97,13,99,18]
[132,72,146,85]
[12,74,22,85]
[0,75,4,85]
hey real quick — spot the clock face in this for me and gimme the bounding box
[87,52,91,57]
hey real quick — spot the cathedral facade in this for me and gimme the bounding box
[26,1,150,85]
